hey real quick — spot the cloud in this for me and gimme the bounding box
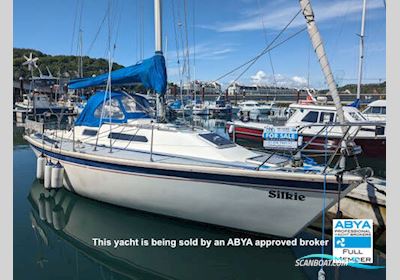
[250,70,268,84]
[249,70,308,88]
[166,42,236,64]
[201,0,385,32]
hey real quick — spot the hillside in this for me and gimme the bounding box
[13,48,124,80]
[338,82,386,94]
[320,81,386,95]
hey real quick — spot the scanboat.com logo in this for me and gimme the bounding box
[295,254,385,269]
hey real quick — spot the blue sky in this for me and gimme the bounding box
[13,0,386,89]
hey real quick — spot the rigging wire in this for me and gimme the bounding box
[213,8,303,84]
[70,0,80,54]
[320,124,329,277]
[75,0,84,76]
[307,42,311,88]
[94,0,118,151]
[172,0,187,120]
[176,0,187,78]
[112,0,124,58]
[171,0,182,74]
[140,0,144,60]
[228,26,306,87]
[87,10,108,55]
[256,0,277,86]
[135,0,139,62]
[192,0,196,95]
[183,0,191,85]
[217,26,306,91]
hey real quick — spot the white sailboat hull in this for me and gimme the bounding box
[32,147,345,238]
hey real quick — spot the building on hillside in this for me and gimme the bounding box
[182,80,222,95]
[227,83,297,96]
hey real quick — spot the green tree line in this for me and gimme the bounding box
[13,48,124,80]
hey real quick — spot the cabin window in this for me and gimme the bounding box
[319,112,335,123]
[121,95,151,113]
[301,111,319,123]
[363,107,372,114]
[382,107,386,114]
[82,129,97,136]
[199,133,234,147]
[121,96,138,112]
[108,133,148,142]
[94,99,125,120]
[371,107,381,114]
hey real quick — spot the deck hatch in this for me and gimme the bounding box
[82,129,98,136]
[199,133,235,148]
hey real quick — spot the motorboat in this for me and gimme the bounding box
[362,99,386,122]
[238,100,275,120]
[167,99,193,117]
[192,102,210,116]
[24,0,368,238]
[14,93,71,115]
[208,95,232,117]
[227,102,386,158]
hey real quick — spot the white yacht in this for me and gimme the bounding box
[192,102,210,115]
[25,90,365,237]
[362,99,386,122]
[24,0,368,238]
[239,100,275,119]
[208,96,232,116]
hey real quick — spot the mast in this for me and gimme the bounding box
[299,0,345,124]
[356,0,367,102]
[154,0,162,53]
[154,0,166,122]
[78,29,84,78]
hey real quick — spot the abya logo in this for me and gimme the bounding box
[333,219,374,264]
[334,220,372,229]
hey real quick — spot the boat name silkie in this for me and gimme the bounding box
[268,190,306,201]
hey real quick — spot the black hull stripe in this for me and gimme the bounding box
[32,144,348,192]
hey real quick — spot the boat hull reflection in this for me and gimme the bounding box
[28,180,307,280]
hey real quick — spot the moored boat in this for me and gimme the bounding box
[362,99,386,122]
[228,102,386,158]
[24,0,371,239]
[25,89,368,238]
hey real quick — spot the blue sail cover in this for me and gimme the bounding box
[348,98,361,108]
[68,54,167,95]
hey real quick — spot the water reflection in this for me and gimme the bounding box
[28,180,307,280]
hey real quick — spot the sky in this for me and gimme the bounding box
[13,0,386,89]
